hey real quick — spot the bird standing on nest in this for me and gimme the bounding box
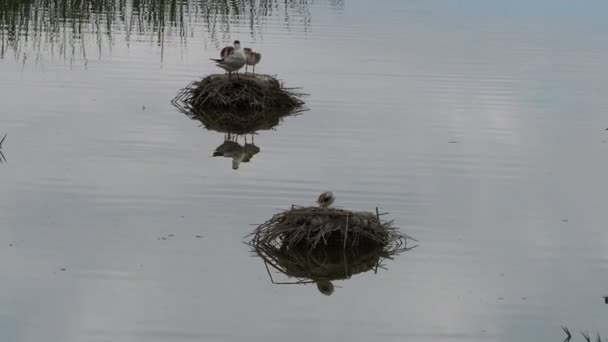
[317,191,335,208]
[220,45,234,59]
[216,45,234,76]
[210,40,245,79]
[244,48,262,74]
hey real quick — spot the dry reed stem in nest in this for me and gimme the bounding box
[249,206,416,252]
[172,74,306,115]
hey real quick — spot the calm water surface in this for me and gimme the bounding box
[1,0,608,341]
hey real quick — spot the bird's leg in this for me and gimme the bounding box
[253,65,255,74]
[245,65,248,72]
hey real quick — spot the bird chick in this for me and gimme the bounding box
[317,191,335,208]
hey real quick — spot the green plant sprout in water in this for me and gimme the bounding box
[0,134,6,163]
[562,326,605,342]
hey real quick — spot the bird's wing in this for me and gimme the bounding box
[221,46,235,58]
[217,53,244,68]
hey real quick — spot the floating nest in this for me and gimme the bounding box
[180,74,305,113]
[171,74,306,135]
[247,198,417,295]
[172,74,305,119]
[249,205,415,251]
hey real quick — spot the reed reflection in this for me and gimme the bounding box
[172,99,302,170]
[0,0,338,61]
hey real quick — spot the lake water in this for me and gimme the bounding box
[1,0,608,341]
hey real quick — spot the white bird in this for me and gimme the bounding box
[317,191,335,208]
[220,45,234,59]
[215,46,234,76]
[243,48,262,74]
[210,40,245,79]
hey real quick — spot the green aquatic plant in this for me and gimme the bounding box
[0,134,6,163]
[562,326,604,342]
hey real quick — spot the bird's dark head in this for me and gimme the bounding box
[233,40,241,48]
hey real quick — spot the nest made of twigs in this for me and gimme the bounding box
[173,73,305,114]
[249,206,414,251]
[247,204,417,294]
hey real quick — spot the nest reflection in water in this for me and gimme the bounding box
[171,74,305,169]
[251,242,415,296]
[248,204,417,295]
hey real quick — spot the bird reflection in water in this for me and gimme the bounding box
[212,133,260,170]
[172,83,305,170]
